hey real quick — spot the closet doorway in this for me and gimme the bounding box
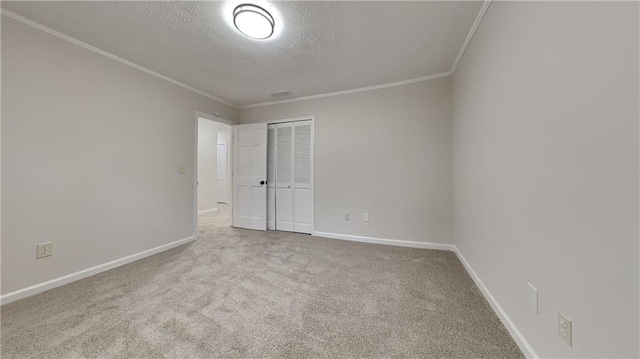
[232,118,314,234]
[267,119,314,234]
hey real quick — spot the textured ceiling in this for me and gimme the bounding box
[2,1,483,107]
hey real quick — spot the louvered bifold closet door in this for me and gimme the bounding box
[293,120,313,234]
[267,126,276,230]
[275,124,294,231]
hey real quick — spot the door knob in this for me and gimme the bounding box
[260,180,266,185]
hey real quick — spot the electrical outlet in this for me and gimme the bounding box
[527,282,538,313]
[558,311,572,347]
[178,164,186,174]
[36,242,54,259]
[344,213,350,221]
[363,213,369,222]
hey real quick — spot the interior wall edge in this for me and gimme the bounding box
[454,246,539,359]
[312,228,539,358]
[449,0,493,74]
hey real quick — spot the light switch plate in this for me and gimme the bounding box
[36,242,54,259]
[527,282,538,313]
[344,213,350,221]
[558,311,572,347]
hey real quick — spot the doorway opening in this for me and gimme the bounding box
[196,112,233,232]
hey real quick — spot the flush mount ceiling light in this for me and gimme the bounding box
[233,4,275,40]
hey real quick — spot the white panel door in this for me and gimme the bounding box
[275,124,294,231]
[267,126,276,230]
[217,143,228,203]
[293,120,313,233]
[232,124,267,230]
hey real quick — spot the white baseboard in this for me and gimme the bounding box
[312,231,455,251]
[197,208,218,215]
[310,230,536,358]
[0,235,196,306]
[453,247,539,359]
[0,228,536,358]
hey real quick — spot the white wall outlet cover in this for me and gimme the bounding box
[527,282,538,314]
[363,213,369,222]
[558,311,573,347]
[344,213,350,221]
[36,242,54,259]
[178,164,186,174]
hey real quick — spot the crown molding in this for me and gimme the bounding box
[1,9,238,108]
[239,71,452,109]
[3,1,493,111]
[450,0,492,74]
[239,0,492,109]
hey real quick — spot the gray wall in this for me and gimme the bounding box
[452,2,639,357]
[1,16,237,295]
[239,78,453,245]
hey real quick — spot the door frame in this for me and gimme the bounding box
[267,116,315,234]
[193,111,235,238]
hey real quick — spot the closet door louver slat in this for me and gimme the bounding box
[267,128,275,185]
[276,126,292,184]
[294,124,311,185]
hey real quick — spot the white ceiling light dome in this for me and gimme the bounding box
[233,4,275,40]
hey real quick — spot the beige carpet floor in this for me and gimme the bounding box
[1,204,522,358]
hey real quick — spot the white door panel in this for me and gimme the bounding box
[292,121,313,234]
[276,188,293,231]
[267,187,276,230]
[275,124,293,231]
[293,188,313,233]
[233,124,267,230]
